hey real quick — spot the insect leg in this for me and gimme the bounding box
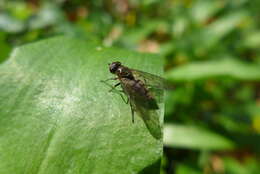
[129,100,135,123]
[108,82,121,92]
[100,80,130,104]
[100,80,119,92]
[118,92,129,104]
[108,83,129,104]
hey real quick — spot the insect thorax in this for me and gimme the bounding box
[117,66,134,80]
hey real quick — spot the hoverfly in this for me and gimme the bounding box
[102,61,172,139]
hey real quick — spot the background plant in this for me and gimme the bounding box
[0,0,260,173]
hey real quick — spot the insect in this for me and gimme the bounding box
[102,61,172,139]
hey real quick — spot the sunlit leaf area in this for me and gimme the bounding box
[0,0,260,174]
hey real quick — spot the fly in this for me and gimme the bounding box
[102,61,172,139]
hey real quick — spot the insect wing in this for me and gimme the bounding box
[131,69,174,90]
[131,69,165,104]
[134,103,162,139]
[120,78,162,139]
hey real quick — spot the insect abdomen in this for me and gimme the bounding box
[133,80,159,110]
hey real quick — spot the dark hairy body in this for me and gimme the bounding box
[109,61,158,111]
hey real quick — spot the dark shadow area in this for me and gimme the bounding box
[138,158,161,174]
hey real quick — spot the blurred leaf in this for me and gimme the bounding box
[164,87,193,116]
[198,151,211,168]
[166,58,260,81]
[159,42,174,56]
[0,36,163,173]
[176,164,202,174]
[172,17,189,38]
[206,11,248,42]
[141,0,160,6]
[0,32,11,63]
[216,114,251,133]
[191,0,224,24]
[160,155,168,174]
[6,1,33,20]
[164,124,235,150]
[230,0,249,7]
[223,157,260,174]
[194,11,248,54]
[247,104,260,116]
[243,32,260,49]
[120,20,165,48]
[28,3,64,30]
[0,13,25,32]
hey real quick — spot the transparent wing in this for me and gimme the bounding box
[133,101,162,139]
[131,69,174,90]
[131,69,168,104]
[120,78,162,139]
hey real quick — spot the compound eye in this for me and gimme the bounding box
[109,63,117,73]
[109,61,122,74]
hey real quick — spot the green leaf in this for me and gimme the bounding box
[176,164,202,174]
[166,58,260,82]
[0,33,11,63]
[206,11,248,40]
[191,0,224,24]
[194,11,248,53]
[0,13,25,33]
[120,20,165,48]
[28,3,64,30]
[204,10,248,46]
[163,124,235,150]
[243,31,260,49]
[0,36,164,174]
[223,157,260,174]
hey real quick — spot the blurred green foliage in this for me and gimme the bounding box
[0,0,260,173]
